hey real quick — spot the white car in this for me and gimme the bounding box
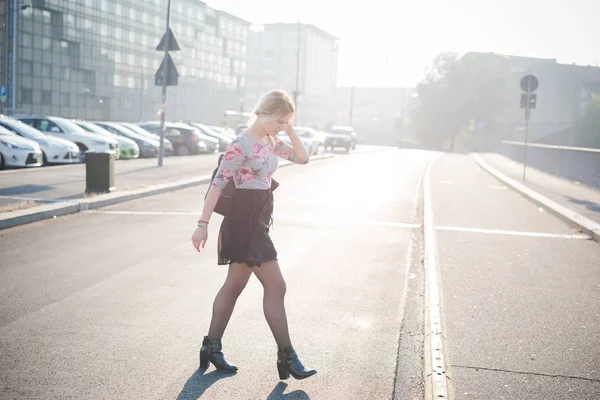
[278,126,320,155]
[0,116,80,165]
[15,115,119,157]
[0,125,43,169]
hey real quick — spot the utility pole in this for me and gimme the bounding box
[292,21,301,126]
[349,86,355,126]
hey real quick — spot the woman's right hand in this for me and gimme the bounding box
[191,226,208,252]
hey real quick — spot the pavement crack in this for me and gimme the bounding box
[451,364,600,383]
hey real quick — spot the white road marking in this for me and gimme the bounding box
[423,153,451,400]
[436,226,589,239]
[85,210,422,229]
[86,210,589,240]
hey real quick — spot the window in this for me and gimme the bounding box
[21,61,33,75]
[20,89,33,104]
[42,38,52,50]
[38,120,62,132]
[42,91,52,104]
[42,64,52,77]
[42,10,52,24]
[22,33,33,47]
[61,67,70,80]
[60,93,70,106]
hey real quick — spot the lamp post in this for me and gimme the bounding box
[292,21,301,125]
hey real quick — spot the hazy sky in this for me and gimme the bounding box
[207,0,599,88]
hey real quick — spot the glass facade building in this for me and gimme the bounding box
[1,0,250,124]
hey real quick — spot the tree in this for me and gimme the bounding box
[574,95,600,148]
[409,52,512,151]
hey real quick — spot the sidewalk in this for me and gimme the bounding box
[477,152,600,240]
[0,154,223,212]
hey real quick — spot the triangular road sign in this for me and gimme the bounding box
[156,28,181,52]
[155,54,179,86]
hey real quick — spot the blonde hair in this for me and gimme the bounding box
[249,90,295,147]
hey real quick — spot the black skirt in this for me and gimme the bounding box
[218,188,277,267]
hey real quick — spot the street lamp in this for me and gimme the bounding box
[10,1,33,113]
[83,88,103,104]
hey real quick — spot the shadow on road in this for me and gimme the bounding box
[266,382,311,400]
[567,196,600,212]
[175,368,237,400]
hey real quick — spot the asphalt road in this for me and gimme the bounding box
[0,148,432,400]
[1,149,598,400]
[431,154,600,399]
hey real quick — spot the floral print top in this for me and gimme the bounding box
[210,134,308,192]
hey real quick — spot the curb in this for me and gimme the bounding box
[473,153,600,242]
[423,153,453,400]
[0,153,335,230]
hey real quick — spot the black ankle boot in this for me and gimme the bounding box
[277,345,317,380]
[200,336,238,371]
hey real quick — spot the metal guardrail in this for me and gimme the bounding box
[496,140,600,189]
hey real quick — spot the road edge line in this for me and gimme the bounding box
[473,153,600,242]
[423,152,453,400]
[0,153,335,230]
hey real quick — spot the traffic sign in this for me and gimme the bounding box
[156,28,181,52]
[155,54,179,86]
[0,86,6,103]
[520,75,539,93]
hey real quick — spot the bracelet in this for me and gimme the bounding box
[198,219,209,224]
[197,222,208,229]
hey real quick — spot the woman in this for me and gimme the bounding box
[191,90,317,381]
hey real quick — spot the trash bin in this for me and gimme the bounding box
[85,150,116,194]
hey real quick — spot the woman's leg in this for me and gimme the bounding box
[252,260,291,348]
[207,263,253,339]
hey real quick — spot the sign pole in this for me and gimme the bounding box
[519,74,538,182]
[523,79,531,181]
[158,0,172,168]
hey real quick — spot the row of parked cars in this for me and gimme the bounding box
[233,125,357,154]
[0,114,238,169]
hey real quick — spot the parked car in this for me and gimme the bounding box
[75,120,139,160]
[92,121,166,158]
[14,115,119,159]
[117,122,161,142]
[0,125,43,169]
[325,126,357,152]
[0,115,80,165]
[235,125,248,136]
[209,125,237,141]
[278,126,320,155]
[137,122,212,155]
[315,131,327,150]
[187,122,232,152]
[117,122,175,156]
